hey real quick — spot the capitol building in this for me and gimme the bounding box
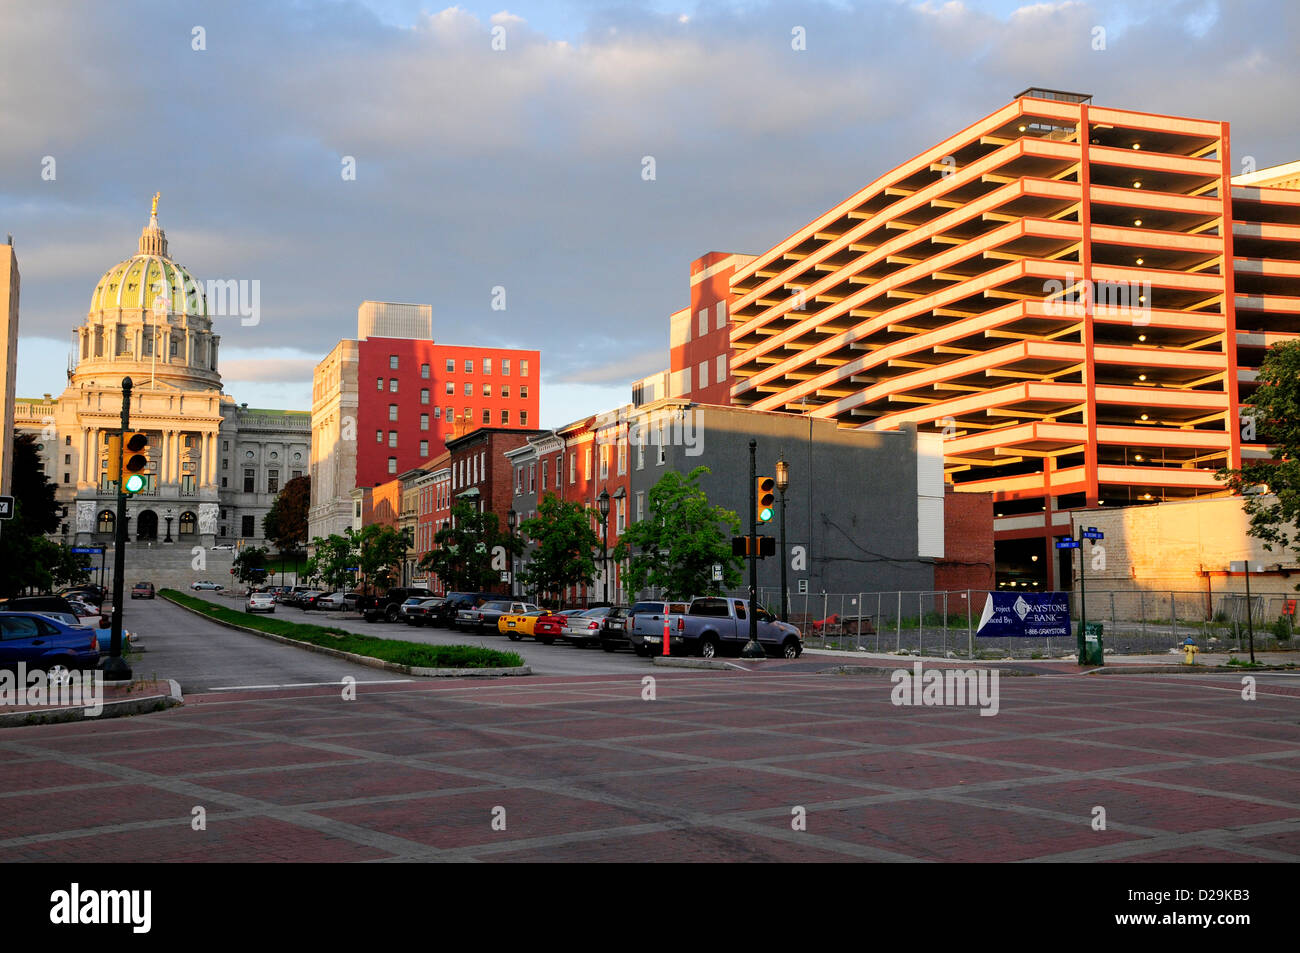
[14,199,309,548]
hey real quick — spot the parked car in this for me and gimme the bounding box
[399,597,442,625]
[313,592,347,611]
[65,600,104,626]
[497,609,567,644]
[625,600,692,657]
[436,592,498,629]
[59,585,105,606]
[357,587,434,623]
[211,542,236,551]
[0,612,100,674]
[562,605,632,650]
[672,597,803,659]
[191,581,223,591]
[458,600,538,633]
[246,591,276,613]
[341,591,363,611]
[130,581,156,600]
[297,591,328,610]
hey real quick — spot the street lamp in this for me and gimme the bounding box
[775,455,790,623]
[597,490,611,604]
[163,506,174,543]
[507,508,517,598]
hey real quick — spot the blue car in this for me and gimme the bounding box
[0,612,101,674]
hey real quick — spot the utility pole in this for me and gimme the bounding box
[105,377,133,682]
[742,440,763,659]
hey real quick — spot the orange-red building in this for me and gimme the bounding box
[659,90,1300,588]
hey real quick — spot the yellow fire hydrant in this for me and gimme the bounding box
[1182,639,1199,665]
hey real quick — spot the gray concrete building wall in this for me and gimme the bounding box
[1,240,18,498]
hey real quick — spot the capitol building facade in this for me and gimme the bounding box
[14,201,309,549]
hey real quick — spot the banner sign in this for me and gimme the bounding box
[976,591,1072,638]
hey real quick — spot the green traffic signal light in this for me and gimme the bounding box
[759,505,774,522]
[123,473,146,494]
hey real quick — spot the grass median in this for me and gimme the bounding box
[161,589,524,669]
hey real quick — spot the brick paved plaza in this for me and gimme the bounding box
[3,669,1298,862]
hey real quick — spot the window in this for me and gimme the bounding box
[179,511,196,536]
[541,461,548,490]
[388,457,397,474]
[657,423,666,464]
[434,407,442,420]
[483,358,492,375]
[244,468,254,493]
[445,406,453,421]
[376,377,383,391]
[520,410,528,426]
[500,384,509,399]
[222,459,228,470]
[221,477,227,488]
[500,409,509,425]
[569,453,575,484]
[462,381,472,396]
[292,470,302,480]
[521,360,529,377]
[502,359,511,376]
[268,470,279,494]
[698,308,708,337]
[716,353,726,386]
[420,363,429,378]
[97,510,114,534]
[390,355,399,370]
[516,466,523,492]
[520,384,529,399]
[222,440,229,451]
[417,388,427,405]
[388,431,397,448]
[389,378,398,392]
[464,359,473,374]
[616,497,626,533]
[445,382,454,395]
[637,439,645,470]
[376,430,383,443]
[446,359,454,373]
[420,440,428,456]
[482,409,490,424]
[483,383,492,398]
[698,361,709,389]
[636,491,645,522]
[242,515,255,537]
[600,444,609,479]
[389,404,398,421]
[529,464,536,492]
[585,447,592,480]
[63,473,69,483]
[617,441,626,475]
[420,414,429,431]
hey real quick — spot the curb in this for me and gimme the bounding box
[652,657,748,671]
[0,685,183,728]
[163,594,531,678]
[1085,664,1299,675]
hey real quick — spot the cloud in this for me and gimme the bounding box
[557,347,666,385]
[219,358,318,383]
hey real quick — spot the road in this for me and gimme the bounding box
[185,590,659,677]
[120,595,395,693]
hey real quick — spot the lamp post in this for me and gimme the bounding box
[741,440,764,658]
[507,508,517,598]
[775,455,790,623]
[597,490,610,604]
[163,507,174,543]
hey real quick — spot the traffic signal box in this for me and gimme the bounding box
[756,476,775,524]
[120,432,149,494]
[732,535,776,558]
[105,434,122,484]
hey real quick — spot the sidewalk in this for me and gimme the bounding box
[802,646,1299,672]
[0,677,182,727]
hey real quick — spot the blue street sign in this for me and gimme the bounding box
[71,546,104,554]
[1081,528,1104,540]
[1055,538,1079,549]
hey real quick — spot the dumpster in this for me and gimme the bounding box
[1082,622,1104,666]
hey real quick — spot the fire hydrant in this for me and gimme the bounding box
[1182,638,1199,665]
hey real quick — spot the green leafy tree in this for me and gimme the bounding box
[613,466,743,600]
[355,523,412,592]
[518,496,600,605]
[0,433,83,597]
[418,500,520,592]
[263,475,310,556]
[304,533,357,592]
[232,545,270,585]
[1218,340,1300,584]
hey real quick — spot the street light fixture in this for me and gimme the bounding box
[506,508,517,598]
[597,490,611,604]
[164,507,174,543]
[775,455,790,623]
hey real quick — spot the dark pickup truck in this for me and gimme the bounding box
[356,587,433,623]
[672,597,803,659]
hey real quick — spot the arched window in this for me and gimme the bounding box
[96,510,115,534]
[179,511,197,536]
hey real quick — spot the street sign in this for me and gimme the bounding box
[712,563,723,582]
[1229,561,1264,573]
[71,546,104,554]
[797,579,808,595]
[1055,537,1079,549]
[1080,527,1104,540]
[500,570,510,582]
[0,496,13,519]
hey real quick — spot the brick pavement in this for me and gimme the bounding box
[2,670,1298,862]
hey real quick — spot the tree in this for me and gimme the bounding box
[518,496,600,606]
[0,433,86,597]
[613,466,743,600]
[355,523,411,592]
[304,533,357,592]
[263,475,310,555]
[232,546,270,586]
[418,500,519,593]
[1218,340,1300,583]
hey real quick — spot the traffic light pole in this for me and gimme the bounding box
[105,377,133,682]
[742,440,764,659]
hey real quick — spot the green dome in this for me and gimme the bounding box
[89,254,207,318]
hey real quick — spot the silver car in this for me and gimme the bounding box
[246,591,276,613]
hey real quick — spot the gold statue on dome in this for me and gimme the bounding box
[151,191,160,217]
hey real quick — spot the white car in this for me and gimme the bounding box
[246,591,276,613]
[191,581,223,591]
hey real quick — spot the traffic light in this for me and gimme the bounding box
[756,476,775,524]
[120,431,149,494]
[105,434,122,484]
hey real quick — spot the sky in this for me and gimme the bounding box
[3,0,1297,427]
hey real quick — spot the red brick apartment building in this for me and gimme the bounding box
[654,89,1300,588]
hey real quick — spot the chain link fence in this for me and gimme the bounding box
[677,586,1298,659]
